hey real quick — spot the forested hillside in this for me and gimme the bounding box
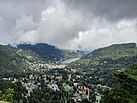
[67,43,137,86]
[0,45,28,77]
[12,43,64,62]
[83,43,137,59]
[102,64,137,103]
[6,43,84,63]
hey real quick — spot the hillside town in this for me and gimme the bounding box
[1,60,103,103]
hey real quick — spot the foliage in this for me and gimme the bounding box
[102,64,137,103]
[67,43,137,86]
[6,43,64,62]
[0,45,28,77]
[84,43,137,59]
[6,43,84,63]
[0,88,14,102]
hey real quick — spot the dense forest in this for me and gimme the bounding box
[102,64,137,103]
[67,43,137,86]
[0,45,28,78]
[6,43,84,63]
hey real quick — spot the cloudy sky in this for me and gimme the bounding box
[0,0,137,50]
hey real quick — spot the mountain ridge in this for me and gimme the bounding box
[67,42,137,86]
[82,42,137,59]
[6,43,84,63]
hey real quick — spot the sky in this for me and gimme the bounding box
[0,0,137,50]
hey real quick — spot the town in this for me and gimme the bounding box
[1,59,105,103]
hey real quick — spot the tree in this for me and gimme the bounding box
[4,88,14,102]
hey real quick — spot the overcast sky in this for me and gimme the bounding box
[0,0,137,50]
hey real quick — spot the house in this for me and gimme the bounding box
[68,74,72,81]
[83,86,90,97]
[72,92,82,102]
[48,83,60,92]
[95,92,101,103]
[77,85,91,99]
[55,75,62,81]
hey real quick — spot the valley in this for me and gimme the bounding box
[1,0,137,103]
[0,43,137,103]
[61,58,80,64]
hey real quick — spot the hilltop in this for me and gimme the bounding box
[83,43,137,59]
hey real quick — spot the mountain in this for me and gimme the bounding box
[6,43,64,62]
[6,43,84,63]
[0,45,28,77]
[83,43,137,59]
[67,43,137,86]
[16,49,44,63]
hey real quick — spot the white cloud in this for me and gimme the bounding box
[15,0,86,48]
[71,18,137,50]
[0,0,137,50]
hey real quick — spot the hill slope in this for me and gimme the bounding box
[16,43,63,62]
[83,43,137,59]
[6,43,84,63]
[0,45,28,77]
[67,43,137,86]
[102,65,137,103]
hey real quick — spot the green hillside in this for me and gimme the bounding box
[0,45,28,77]
[83,43,137,59]
[102,64,137,103]
[16,49,44,63]
[67,43,137,86]
[6,43,84,63]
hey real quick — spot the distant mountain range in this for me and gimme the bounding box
[0,43,84,77]
[6,43,84,63]
[83,43,137,59]
[2,42,137,82]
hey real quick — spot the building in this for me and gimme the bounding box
[95,93,101,103]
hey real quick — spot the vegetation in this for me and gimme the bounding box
[83,43,137,59]
[6,43,84,63]
[16,49,44,63]
[0,45,28,77]
[1,42,137,103]
[0,76,75,103]
[67,43,137,86]
[102,64,137,103]
[0,80,28,103]
[13,43,64,62]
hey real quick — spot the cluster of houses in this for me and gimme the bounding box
[28,62,66,72]
[1,60,103,103]
[2,68,103,103]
